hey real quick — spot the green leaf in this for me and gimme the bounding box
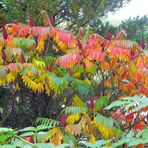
[126,129,134,139]
[134,103,148,111]
[142,127,148,139]
[13,38,35,50]
[82,140,112,148]
[34,143,55,148]
[12,139,26,147]
[49,73,68,94]
[136,129,144,138]
[20,132,34,137]
[42,56,56,66]
[63,133,77,146]
[35,117,59,127]
[96,113,113,128]
[36,125,50,132]
[0,128,14,145]
[62,106,88,114]
[105,100,130,110]
[37,132,47,143]
[0,145,16,148]
[128,138,143,147]
[111,138,127,148]
[56,144,70,148]
[71,78,91,96]
[0,128,14,133]
[22,67,38,75]
[18,127,36,132]
[105,97,148,112]
[94,96,109,111]
[111,127,123,138]
[23,144,33,148]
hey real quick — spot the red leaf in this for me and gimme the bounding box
[57,52,82,68]
[106,31,111,40]
[48,62,54,71]
[2,48,6,61]
[134,122,145,131]
[61,114,66,126]
[140,39,145,49]
[114,33,117,39]
[139,144,145,148]
[49,16,55,26]
[89,99,95,109]
[14,22,18,25]
[111,109,124,120]
[115,31,127,40]
[29,15,35,27]
[77,39,82,49]
[2,27,8,40]
[125,112,136,122]
[21,54,25,63]
[24,136,34,143]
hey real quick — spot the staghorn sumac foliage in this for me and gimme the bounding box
[0,21,148,147]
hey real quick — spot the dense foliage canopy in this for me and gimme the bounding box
[0,12,147,147]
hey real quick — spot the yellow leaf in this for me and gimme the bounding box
[94,117,112,139]
[15,82,20,91]
[66,113,80,124]
[60,97,67,104]
[33,59,46,68]
[0,79,6,86]
[84,78,91,85]
[51,129,63,146]
[44,128,63,146]
[45,81,51,95]
[58,41,67,51]
[36,40,44,53]
[37,83,44,93]
[106,142,112,147]
[6,72,16,83]
[72,95,85,106]
[89,134,96,143]
[22,75,38,92]
[46,128,60,140]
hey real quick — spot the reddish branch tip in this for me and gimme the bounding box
[89,99,95,109]
[14,22,18,25]
[29,15,35,27]
[140,39,145,49]
[68,69,73,76]
[24,136,34,143]
[2,48,6,61]
[48,62,54,71]
[60,114,66,126]
[77,39,83,49]
[49,16,55,26]
[114,33,117,40]
[2,27,8,40]
[21,53,25,63]
[106,31,111,40]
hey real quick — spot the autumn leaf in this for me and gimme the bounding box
[66,114,80,124]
